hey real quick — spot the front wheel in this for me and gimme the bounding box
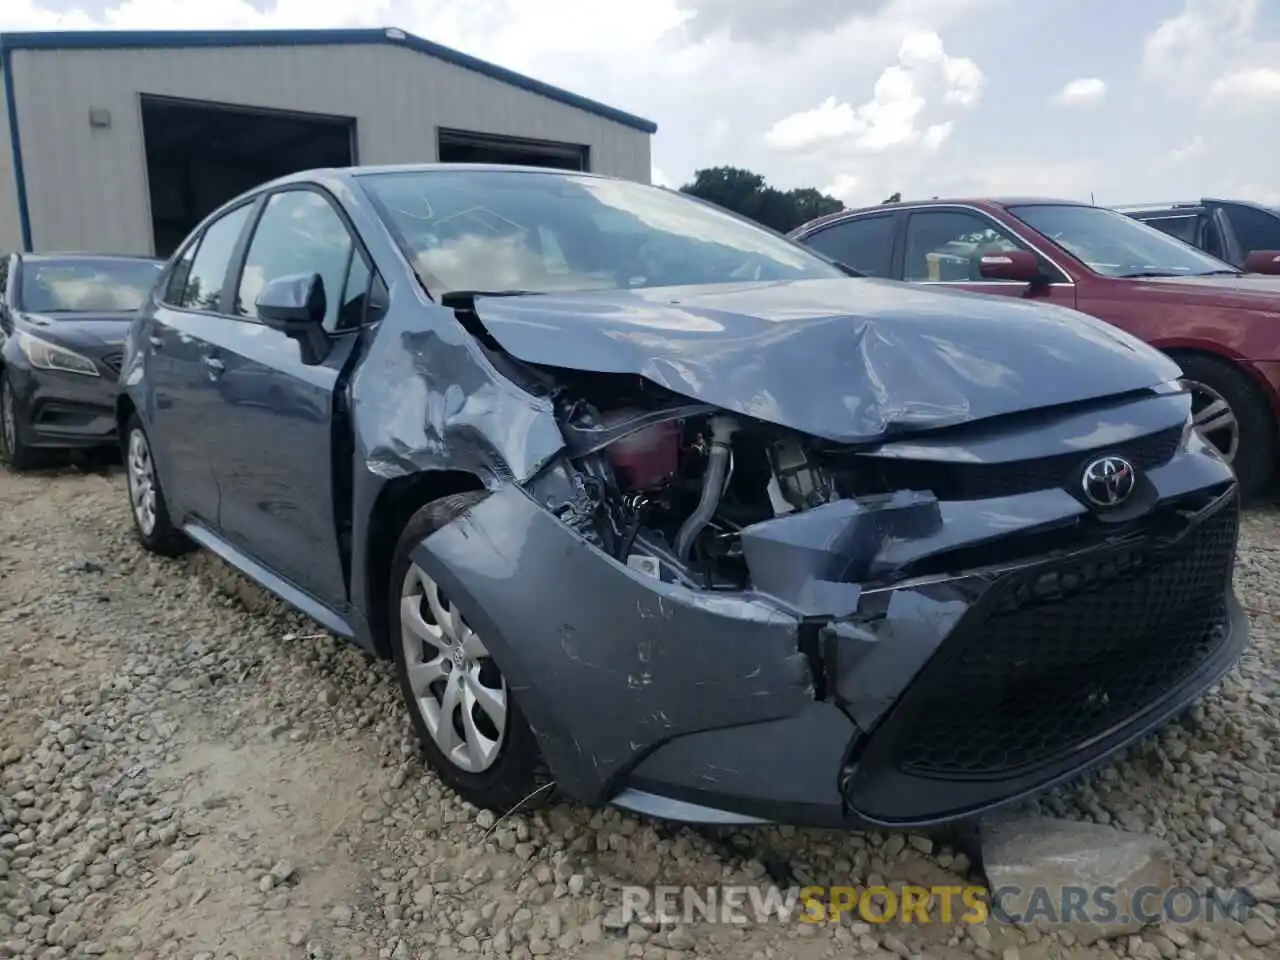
[389,491,551,813]
[1177,353,1277,502]
[0,369,46,471]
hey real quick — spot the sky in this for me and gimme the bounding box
[4,0,1279,209]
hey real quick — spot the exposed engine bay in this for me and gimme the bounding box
[530,368,893,592]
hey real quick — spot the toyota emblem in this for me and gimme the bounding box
[1081,456,1137,507]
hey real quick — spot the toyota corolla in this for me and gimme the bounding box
[116,164,1247,828]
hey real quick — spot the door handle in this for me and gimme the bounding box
[202,355,225,376]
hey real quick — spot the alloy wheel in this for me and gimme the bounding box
[0,381,16,460]
[126,429,158,536]
[399,563,508,773]
[1184,379,1240,465]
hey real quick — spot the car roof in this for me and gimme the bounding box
[790,196,1094,236]
[257,162,617,191]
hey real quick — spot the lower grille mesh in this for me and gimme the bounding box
[890,495,1239,779]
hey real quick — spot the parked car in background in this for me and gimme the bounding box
[0,253,164,469]
[1116,198,1280,269]
[789,198,1280,499]
[119,164,1244,830]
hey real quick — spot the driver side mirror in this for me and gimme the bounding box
[976,250,1046,284]
[1243,250,1280,275]
[256,273,331,366]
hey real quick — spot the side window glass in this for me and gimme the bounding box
[164,242,197,305]
[1224,205,1280,254]
[177,204,252,311]
[803,217,894,277]
[1142,215,1200,245]
[235,190,355,331]
[337,251,372,330]
[904,211,1031,282]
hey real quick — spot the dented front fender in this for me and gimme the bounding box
[407,483,813,804]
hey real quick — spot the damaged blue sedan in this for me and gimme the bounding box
[117,164,1248,829]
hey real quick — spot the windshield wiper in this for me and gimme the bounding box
[438,289,542,308]
[1114,270,1187,279]
[1191,269,1241,276]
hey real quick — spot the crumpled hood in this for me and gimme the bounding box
[467,277,1181,444]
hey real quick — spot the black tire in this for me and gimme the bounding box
[1175,353,1277,502]
[0,369,48,471]
[389,491,552,814]
[123,413,193,557]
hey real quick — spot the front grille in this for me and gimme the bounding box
[857,425,1182,500]
[100,352,123,376]
[887,493,1238,779]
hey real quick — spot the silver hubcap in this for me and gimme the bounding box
[1,383,15,458]
[1185,379,1240,465]
[127,429,158,536]
[400,564,507,773]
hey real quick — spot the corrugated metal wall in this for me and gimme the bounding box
[6,43,652,254]
[0,68,21,253]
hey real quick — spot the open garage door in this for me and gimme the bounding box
[141,95,356,257]
[437,128,588,172]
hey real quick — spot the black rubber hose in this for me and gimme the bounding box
[674,436,732,561]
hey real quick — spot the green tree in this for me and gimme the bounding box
[678,166,844,233]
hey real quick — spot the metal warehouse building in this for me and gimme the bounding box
[0,27,656,257]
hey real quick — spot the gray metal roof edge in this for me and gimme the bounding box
[0,27,658,134]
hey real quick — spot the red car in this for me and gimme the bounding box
[788,198,1280,499]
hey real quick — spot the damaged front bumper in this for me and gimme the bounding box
[408,443,1248,830]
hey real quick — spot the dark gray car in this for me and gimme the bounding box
[0,252,164,468]
[117,164,1247,829]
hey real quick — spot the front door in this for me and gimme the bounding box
[901,208,1078,310]
[205,187,377,611]
[143,201,256,527]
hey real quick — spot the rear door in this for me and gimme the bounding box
[142,201,256,526]
[205,185,378,611]
[900,207,1077,308]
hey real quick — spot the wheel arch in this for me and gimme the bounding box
[363,468,489,660]
[1162,345,1280,420]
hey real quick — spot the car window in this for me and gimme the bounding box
[17,258,163,313]
[1007,203,1235,278]
[234,190,356,331]
[360,168,845,295]
[338,250,373,329]
[802,216,894,277]
[1222,204,1280,254]
[174,204,254,312]
[164,243,197,305]
[1139,215,1200,246]
[904,210,1029,282]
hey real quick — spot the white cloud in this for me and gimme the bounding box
[1053,77,1106,107]
[764,31,980,152]
[1143,0,1258,82]
[922,121,952,149]
[1209,67,1280,106]
[651,166,673,187]
[1168,135,1209,165]
[822,173,861,204]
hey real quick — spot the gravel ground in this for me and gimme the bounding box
[1,463,1277,960]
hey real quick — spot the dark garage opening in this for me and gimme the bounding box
[141,95,355,256]
[438,128,588,172]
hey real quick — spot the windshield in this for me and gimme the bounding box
[1007,204,1238,278]
[359,169,847,295]
[19,258,164,313]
